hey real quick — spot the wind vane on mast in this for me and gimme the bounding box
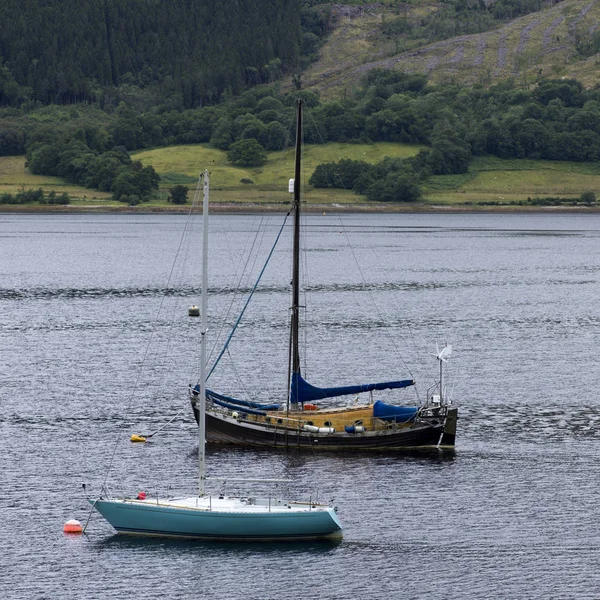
[433,343,452,404]
[436,343,452,362]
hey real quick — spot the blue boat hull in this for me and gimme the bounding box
[93,499,343,541]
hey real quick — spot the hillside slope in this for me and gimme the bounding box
[300,0,600,99]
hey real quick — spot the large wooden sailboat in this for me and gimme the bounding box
[191,100,458,451]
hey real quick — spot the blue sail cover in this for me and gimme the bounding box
[373,400,418,422]
[209,396,268,416]
[206,389,280,411]
[196,387,281,415]
[291,372,415,404]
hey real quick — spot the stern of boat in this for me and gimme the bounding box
[439,406,458,447]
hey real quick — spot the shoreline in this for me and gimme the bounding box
[2,202,600,215]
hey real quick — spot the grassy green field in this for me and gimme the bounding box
[1,143,600,211]
[134,144,600,208]
[424,156,600,205]
[0,157,113,200]
[133,142,424,205]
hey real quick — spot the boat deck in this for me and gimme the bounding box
[262,405,408,431]
[114,495,330,514]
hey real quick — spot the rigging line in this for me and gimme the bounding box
[207,210,291,380]
[144,404,188,439]
[300,217,310,377]
[305,107,351,192]
[305,107,415,379]
[205,213,266,367]
[335,211,415,380]
[205,214,268,369]
[132,205,198,395]
[185,207,245,386]
[299,140,310,377]
[207,109,294,358]
[225,345,251,400]
[149,231,194,397]
[208,215,282,383]
[153,186,204,399]
[144,177,204,389]
[102,174,204,488]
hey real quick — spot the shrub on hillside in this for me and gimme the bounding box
[169,185,189,204]
[227,138,267,167]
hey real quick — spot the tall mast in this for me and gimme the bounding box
[290,100,303,378]
[198,170,209,496]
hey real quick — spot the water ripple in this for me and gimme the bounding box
[4,213,600,600]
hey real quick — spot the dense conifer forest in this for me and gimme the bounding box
[0,0,301,108]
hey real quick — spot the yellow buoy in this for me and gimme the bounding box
[130,434,147,443]
[63,519,83,534]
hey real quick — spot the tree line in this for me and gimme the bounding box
[3,70,600,202]
[1,188,70,205]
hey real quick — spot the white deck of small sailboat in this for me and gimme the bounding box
[111,495,331,513]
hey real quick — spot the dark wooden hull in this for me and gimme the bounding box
[193,405,457,451]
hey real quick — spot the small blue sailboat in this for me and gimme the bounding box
[91,170,342,541]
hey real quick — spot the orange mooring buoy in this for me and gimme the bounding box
[130,434,147,443]
[63,519,83,534]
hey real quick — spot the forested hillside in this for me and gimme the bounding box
[0,0,301,108]
[2,0,600,208]
[3,1,597,110]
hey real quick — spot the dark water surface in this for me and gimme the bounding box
[2,212,600,599]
